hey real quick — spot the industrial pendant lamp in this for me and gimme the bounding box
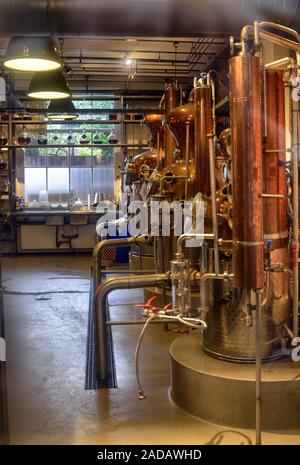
[3,36,61,72]
[28,70,70,99]
[47,98,78,120]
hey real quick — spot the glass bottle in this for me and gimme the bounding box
[0,126,8,146]
[52,129,60,144]
[37,131,48,145]
[17,126,31,145]
[79,129,89,145]
[108,128,118,144]
[93,130,103,145]
[66,129,76,145]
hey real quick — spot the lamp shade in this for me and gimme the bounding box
[47,98,78,120]
[28,70,70,99]
[3,36,61,72]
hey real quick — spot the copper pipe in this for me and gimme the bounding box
[263,71,288,249]
[185,123,190,199]
[194,83,213,196]
[291,82,299,338]
[164,82,180,165]
[156,132,160,168]
[230,54,264,289]
[242,23,300,73]
[265,57,295,71]
[208,134,220,274]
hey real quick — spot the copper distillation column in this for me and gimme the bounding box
[263,71,288,247]
[230,51,264,446]
[230,54,264,290]
[263,70,290,334]
[194,79,214,197]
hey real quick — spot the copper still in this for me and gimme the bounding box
[125,114,164,189]
[124,83,178,191]
[144,113,164,149]
[160,102,195,201]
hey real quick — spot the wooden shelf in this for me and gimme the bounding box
[7,119,144,125]
[6,144,148,149]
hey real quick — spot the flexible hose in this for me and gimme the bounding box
[177,314,207,330]
[135,314,156,399]
[134,312,206,399]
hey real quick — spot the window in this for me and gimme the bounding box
[24,99,116,204]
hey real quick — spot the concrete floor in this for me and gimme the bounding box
[2,254,300,445]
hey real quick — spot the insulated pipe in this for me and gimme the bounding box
[95,273,169,380]
[198,272,234,313]
[92,236,150,293]
[230,54,264,290]
[177,233,214,257]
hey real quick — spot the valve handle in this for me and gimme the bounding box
[136,295,158,312]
